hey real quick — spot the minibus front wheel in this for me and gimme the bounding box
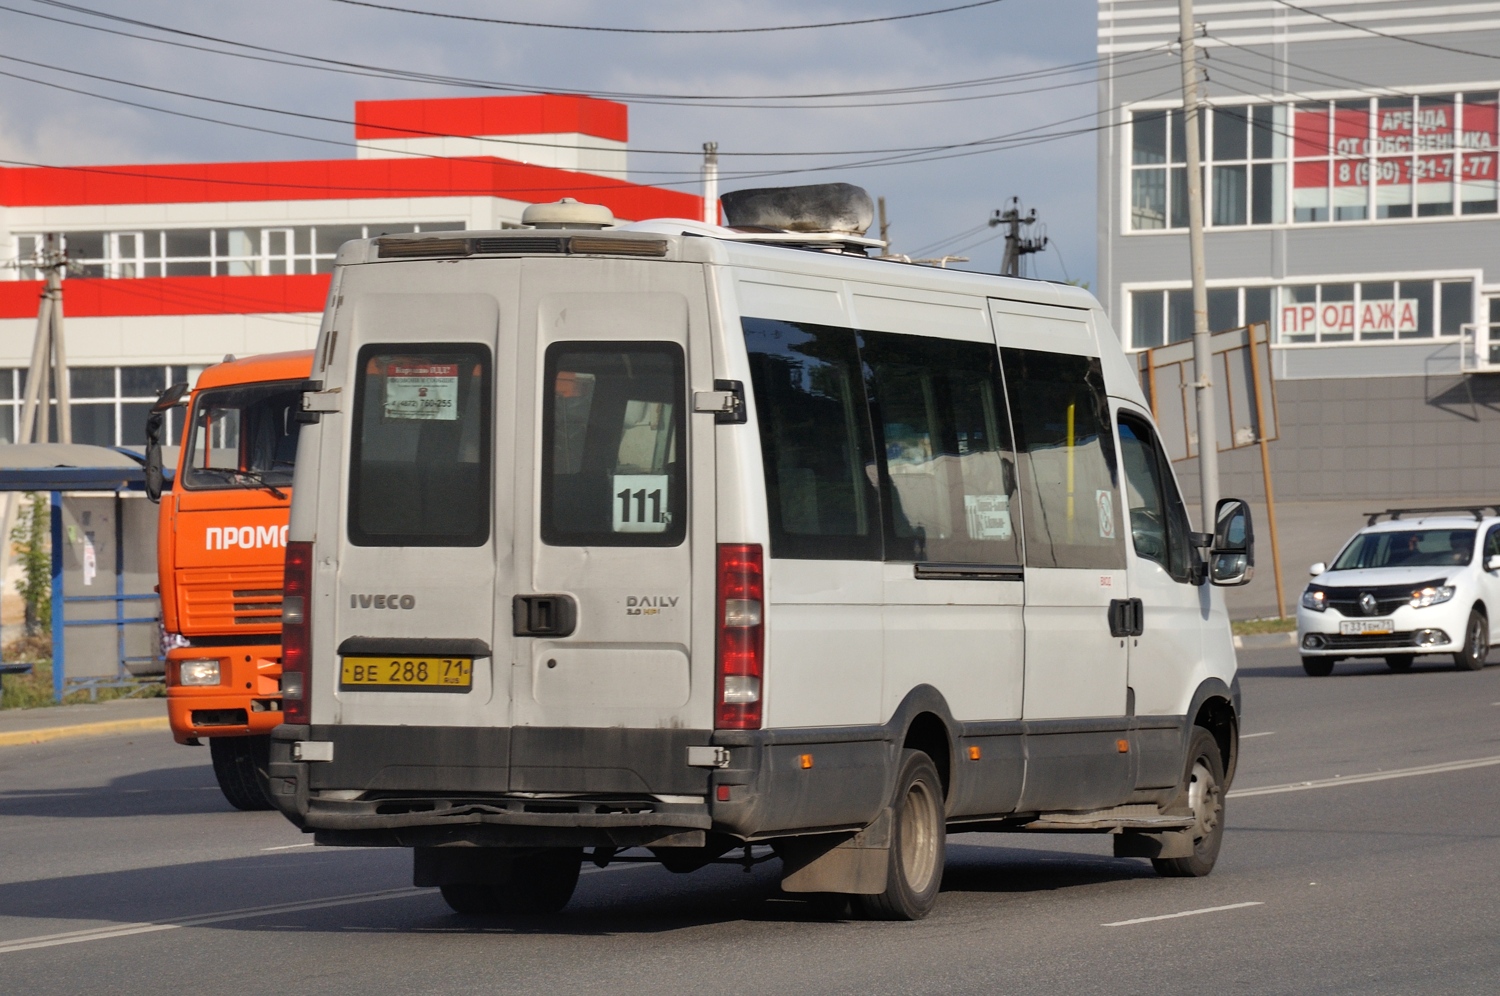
[1152,728,1225,878]
[856,749,945,920]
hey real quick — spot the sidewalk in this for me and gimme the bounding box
[0,696,168,747]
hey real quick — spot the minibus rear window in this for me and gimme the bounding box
[744,319,881,561]
[347,344,491,547]
[541,342,686,547]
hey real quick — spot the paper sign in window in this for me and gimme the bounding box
[1097,489,1117,540]
[612,474,671,533]
[384,363,459,421]
[964,494,1013,540]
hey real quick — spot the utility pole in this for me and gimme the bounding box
[17,233,72,446]
[701,142,719,226]
[989,197,1048,277]
[1179,0,1218,528]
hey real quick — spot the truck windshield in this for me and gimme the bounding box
[182,381,303,492]
[1331,528,1476,570]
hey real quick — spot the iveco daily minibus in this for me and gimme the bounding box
[269,184,1253,920]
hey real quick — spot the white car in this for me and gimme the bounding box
[1297,508,1500,675]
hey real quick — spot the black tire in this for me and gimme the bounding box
[1301,656,1335,677]
[1152,727,1226,878]
[209,734,273,811]
[1385,655,1415,671]
[1454,609,1488,671]
[855,750,945,921]
[438,848,583,916]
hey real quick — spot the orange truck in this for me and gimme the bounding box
[146,351,314,810]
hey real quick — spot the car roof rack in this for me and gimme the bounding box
[1364,505,1500,526]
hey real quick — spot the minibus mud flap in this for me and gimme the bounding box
[776,808,893,894]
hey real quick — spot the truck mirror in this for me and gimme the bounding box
[145,382,189,504]
[1209,498,1254,587]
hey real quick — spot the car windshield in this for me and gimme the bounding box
[182,381,303,491]
[1331,528,1476,570]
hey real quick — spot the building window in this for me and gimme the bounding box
[1126,278,1476,350]
[0,366,191,446]
[1128,89,1498,230]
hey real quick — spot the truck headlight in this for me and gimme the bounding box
[1301,588,1327,612]
[177,658,222,686]
[1410,585,1455,609]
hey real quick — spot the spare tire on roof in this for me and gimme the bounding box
[720,183,874,235]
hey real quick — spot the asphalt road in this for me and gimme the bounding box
[2,647,1498,995]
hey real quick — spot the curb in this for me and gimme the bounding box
[0,716,170,748]
[1233,632,1299,650]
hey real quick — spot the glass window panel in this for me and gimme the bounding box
[166,229,213,258]
[861,332,1020,566]
[1170,166,1189,228]
[1251,104,1285,160]
[166,260,212,276]
[0,407,13,445]
[1212,165,1247,225]
[1415,154,1455,215]
[368,223,416,236]
[120,366,166,397]
[1245,287,1273,337]
[1280,285,1319,343]
[0,369,17,400]
[120,402,151,447]
[64,232,106,260]
[69,403,115,447]
[1167,289,1193,343]
[1376,155,1413,217]
[1320,283,1356,342]
[415,221,466,233]
[1213,107,1248,161]
[1440,281,1473,335]
[1131,168,1167,229]
[1208,288,1239,332]
[1399,281,1434,339]
[1131,291,1165,350]
[1376,97,1414,154]
[999,349,1124,571]
[1251,162,1285,224]
[1293,159,1329,222]
[69,367,115,399]
[1460,92,1498,213]
[743,319,880,560]
[1167,109,1203,165]
[1358,281,1397,341]
[315,225,366,255]
[1293,103,1331,158]
[348,349,489,546]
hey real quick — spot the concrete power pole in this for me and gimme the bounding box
[17,233,72,446]
[1179,0,1218,528]
[701,142,719,225]
[990,197,1048,277]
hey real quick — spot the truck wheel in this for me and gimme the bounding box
[1454,609,1488,671]
[209,734,274,811]
[1301,656,1334,677]
[1152,727,1226,878]
[438,848,583,916]
[855,749,945,921]
[1385,655,1414,671]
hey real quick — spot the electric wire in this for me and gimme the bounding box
[326,0,1004,35]
[1271,0,1500,63]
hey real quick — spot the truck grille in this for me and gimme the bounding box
[178,568,284,633]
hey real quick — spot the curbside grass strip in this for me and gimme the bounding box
[0,716,170,748]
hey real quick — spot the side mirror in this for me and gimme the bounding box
[1309,562,1326,577]
[1487,554,1500,572]
[145,382,189,504]
[1209,498,1255,586]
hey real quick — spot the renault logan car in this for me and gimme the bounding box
[1297,508,1500,675]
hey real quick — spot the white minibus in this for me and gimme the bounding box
[270,184,1253,920]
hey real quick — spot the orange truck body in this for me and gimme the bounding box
[161,351,313,745]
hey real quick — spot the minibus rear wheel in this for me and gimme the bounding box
[1152,727,1225,878]
[856,749,945,921]
[438,848,583,916]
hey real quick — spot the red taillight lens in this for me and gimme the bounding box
[716,543,763,730]
[281,540,312,725]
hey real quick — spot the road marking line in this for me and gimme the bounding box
[261,842,316,851]
[1240,731,1275,738]
[0,716,169,748]
[0,887,429,955]
[1229,754,1500,798]
[1103,901,1262,927]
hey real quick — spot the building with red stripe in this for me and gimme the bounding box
[0,93,700,446]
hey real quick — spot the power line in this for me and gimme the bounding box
[1270,0,1500,63]
[325,0,1004,35]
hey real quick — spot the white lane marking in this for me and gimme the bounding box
[1240,731,1275,739]
[0,887,428,955]
[1103,901,1262,927]
[261,842,316,851]
[1229,754,1500,798]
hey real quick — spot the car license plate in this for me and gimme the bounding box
[340,656,472,691]
[1339,619,1394,636]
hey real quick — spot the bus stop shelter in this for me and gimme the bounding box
[0,444,155,701]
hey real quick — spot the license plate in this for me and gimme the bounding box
[340,656,473,691]
[1339,619,1394,636]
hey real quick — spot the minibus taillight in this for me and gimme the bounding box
[281,540,312,725]
[716,543,763,730]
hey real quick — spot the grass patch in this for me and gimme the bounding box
[1,636,164,709]
[1231,616,1297,635]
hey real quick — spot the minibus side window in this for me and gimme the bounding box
[744,318,881,561]
[999,349,1126,570]
[1118,413,1198,581]
[861,332,1021,566]
[541,342,686,548]
[347,344,491,547]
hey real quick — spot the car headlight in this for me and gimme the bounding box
[1301,588,1327,612]
[1410,585,1456,609]
[177,658,222,686]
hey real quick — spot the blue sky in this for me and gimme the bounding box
[0,0,1101,284]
